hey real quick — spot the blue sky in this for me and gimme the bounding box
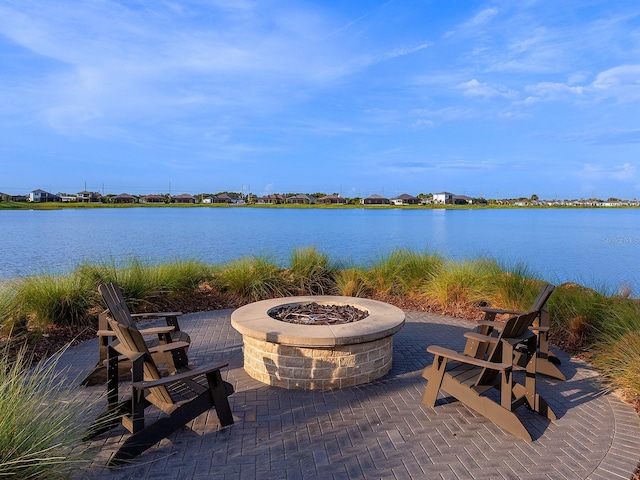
[1,1,639,200]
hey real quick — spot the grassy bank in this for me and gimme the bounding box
[1,248,639,405]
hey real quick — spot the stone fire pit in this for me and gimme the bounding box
[230,296,405,390]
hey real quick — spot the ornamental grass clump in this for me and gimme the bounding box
[0,346,95,478]
[367,250,443,296]
[489,263,544,311]
[219,256,292,301]
[77,258,213,311]
[546,283,610,351]
[332,267,372,298]
[590,298,640,399]
[288,247,336,295]
[76,258,163,310]
[12,274,94,328]
[422,257,502,308]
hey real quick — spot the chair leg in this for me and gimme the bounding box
[422,356,447,407]
[207,370,235,427]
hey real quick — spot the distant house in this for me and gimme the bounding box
[141,194,165,204]
[285,194,316,204]
[29,189,61,203]
[453,195,474,205]
[432,192,454,204]
[112,193,136,204]
[390,193,419,206]
[257,194,285,204]
[212,193,234,204]
[77,190,102,203]
[362,194,390,205]
[58,194,78,202]
[317,195,347,205]
[171,194,196,204]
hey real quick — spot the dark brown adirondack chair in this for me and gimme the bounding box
[85,318,234,466]
[462,283,564,381]
[422,310,556,441]
[82,283,191,385]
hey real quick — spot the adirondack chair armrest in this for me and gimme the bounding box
[103,342,190,365]
[482,307,525,316]
[131,312,182,319]
[463,332,499,344]
[427,345,512,371]
[136,326,175,335]
[529,326,549,333]
[147,341,190,353]
[132,362,230,389]
[97,329,117,337]
[99,326,175,335]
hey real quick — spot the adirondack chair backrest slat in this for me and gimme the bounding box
[98,283,136,327]
[530,283,555,313]
[499,310,538,339]
[107,318,174,406]
[476,310,539,385]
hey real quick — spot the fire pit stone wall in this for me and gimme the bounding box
[231,296,405,390]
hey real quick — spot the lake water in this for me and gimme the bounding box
[1,207,638,294]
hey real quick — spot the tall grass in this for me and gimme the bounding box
[12,274,94,328]
[76,258,213,310]
[333,268,372,297]
[0,346,97,478]
[546,284,610,349]
[591,300,640,397]
[488,263,544,311]
[367,250,443,296]
[218,256,292,301]
[288,247,335,295]
[422,257,503,307]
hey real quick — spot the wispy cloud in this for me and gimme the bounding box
[578,163,637,181]
[458,79,517,99]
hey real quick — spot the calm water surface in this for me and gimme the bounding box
[1,207,638,294]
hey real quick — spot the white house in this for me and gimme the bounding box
[432,192,454,204]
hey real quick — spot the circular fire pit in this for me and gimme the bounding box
[231,296,405,390]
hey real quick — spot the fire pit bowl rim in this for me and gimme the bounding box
[231,295,405,348]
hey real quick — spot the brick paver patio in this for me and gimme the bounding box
[63,309,640,479]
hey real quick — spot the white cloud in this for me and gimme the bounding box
[458,79,517,99]
[523,82,585,103]
[449,7,499,35]
[591,64,640,101]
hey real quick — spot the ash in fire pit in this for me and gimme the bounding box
[268,302,368,325]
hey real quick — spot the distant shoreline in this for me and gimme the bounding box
[1,202,638,211]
